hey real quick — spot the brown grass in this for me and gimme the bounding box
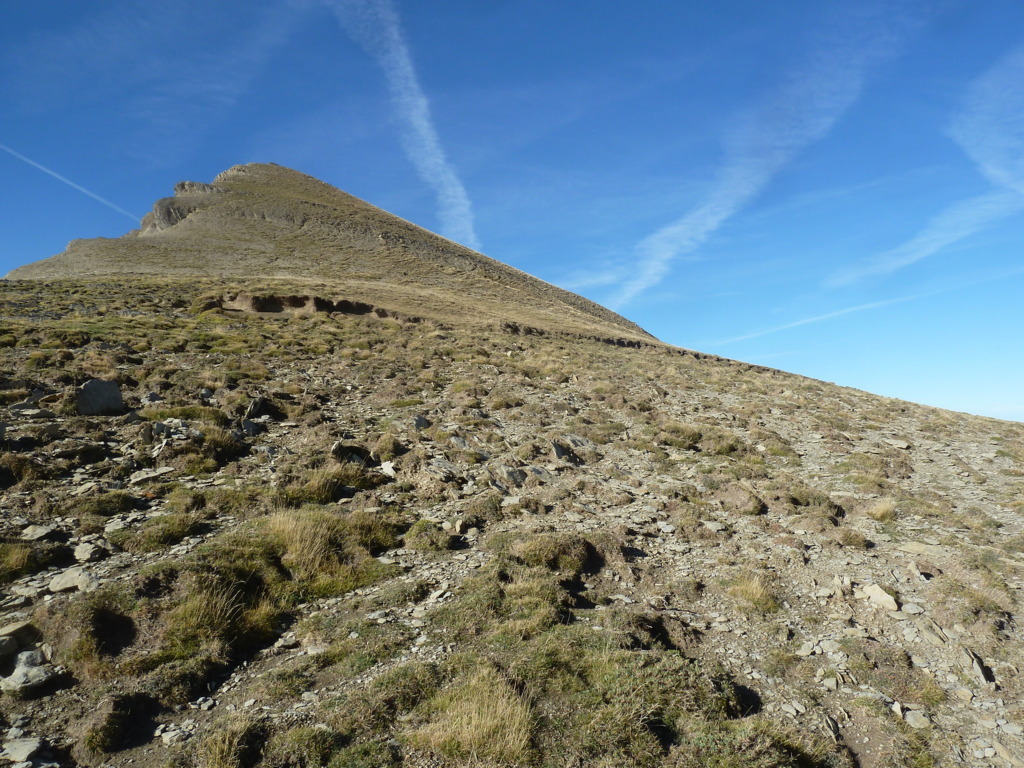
[407,665,533,765]
[865,497,898,522]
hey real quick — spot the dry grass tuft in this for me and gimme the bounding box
[407,665,533,765]
[729,574,780,615]
[196,715,263,768]
[267,509,344,578]
[0,543,31,583]
[865,497,898,522]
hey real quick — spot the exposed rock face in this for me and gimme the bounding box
[173,181,220,196]
[139,181,222,236]
[220,292,376,316]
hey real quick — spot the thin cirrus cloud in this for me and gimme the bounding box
[609,3,924,309]
[126,3,307,165]
[831,41,1024,286]
[327,0,481,251]
[827,190,1024,285]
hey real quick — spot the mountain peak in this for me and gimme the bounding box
[8,163,652,341]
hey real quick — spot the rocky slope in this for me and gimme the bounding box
[0,277,1022,768]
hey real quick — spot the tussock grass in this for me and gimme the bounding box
[139,405,231,426]
[196,716,264,768]
[68,490,137,517]
[266,507,401,596]
[865,497,898,522]
[508,532,594,575]
[43,505,401,705]
[404,519,451,551]
[118,511,208,553]
[407,664,533,764]
[0,543,31,583]
[279,465,384,506]
[729,574,781,615]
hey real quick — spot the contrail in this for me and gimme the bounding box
[710,294,924,346]
[712,263,1024,347]
[0,142,139,222]
[611,2,924,308]
[327,0,480,251]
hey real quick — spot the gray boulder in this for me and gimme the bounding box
[48,566,99,593]
[0,737,43,762]
[76,379,125,416]
[74,542,109,563]
[0,651,57,694]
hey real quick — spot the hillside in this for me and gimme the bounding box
[6,164,651,343]
[0,168,1023,768]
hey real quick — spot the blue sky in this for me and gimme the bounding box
[2,1,1024,421]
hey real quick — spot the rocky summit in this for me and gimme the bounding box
[0,165,1023,768]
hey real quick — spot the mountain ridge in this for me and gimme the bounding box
[7,163,653,343]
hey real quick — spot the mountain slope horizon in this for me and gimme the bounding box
[6,162,653,343]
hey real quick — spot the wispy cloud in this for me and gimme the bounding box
[951,44,1024,195]
[611,3,923,308]
[713,263,1024,347]
[710,294,923,346]
[128,3,305,164]
[828,190,1024,285]
[833,41,1024,285]
[0,142,138,221]
[5,2,306,166]
[328,0,480,250]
